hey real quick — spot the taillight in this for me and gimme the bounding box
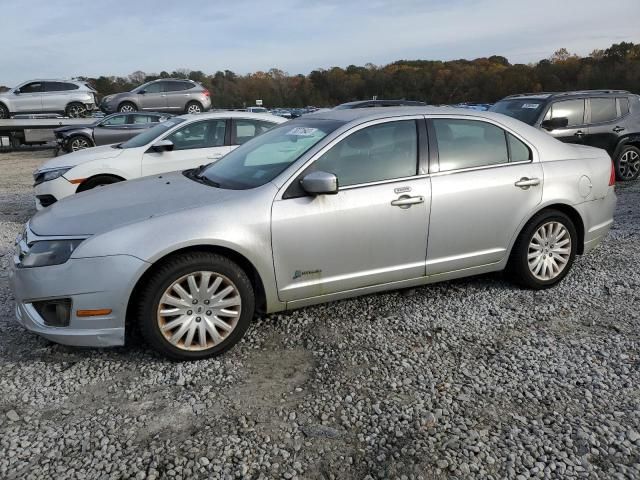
[203,90,210,97]
[609,161,616,186]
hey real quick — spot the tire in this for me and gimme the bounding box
[65,102,87,118]
[136,252,255,360]
[0,103,9,119]
[76,174,122,192]
[507,210,577,289]
[614,145,640,182]
[67,135,94,152]
[185,101,203,114]
[118,102,137,113]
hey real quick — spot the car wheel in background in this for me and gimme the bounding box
[76,174,123,192]
[614,145,640,182]
[137,252,255,360]
[508,209,577,289]
[185,101,203,114]
[66,102,87,118]
[0,103,9,119]
[68,135,94,152]
[118,102,137,113]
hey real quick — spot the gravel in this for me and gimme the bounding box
[1,150,639,479]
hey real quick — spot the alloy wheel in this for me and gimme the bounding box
[187,103,202,114]
[618,149,640,180]
[527,221,572,281]
[119,104,135,112]
[70,137,91,151]
[67,104,86,118]
[157,271,242,351]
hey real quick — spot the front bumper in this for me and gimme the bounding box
[9,252,150,347]
[34,175,78,210]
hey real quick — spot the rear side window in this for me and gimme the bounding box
[547,99,585,127]
[433,119,508,171]
[165,81,194,92]
[590,98,617,123]
[310,120,418,186]
[617,97,630,116]
[508,133,532,162]
[45,82,79,92]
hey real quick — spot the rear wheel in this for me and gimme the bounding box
[118,102,137,113]
[66,102,87,118]
[137,252,254,360]
[76,174,122,192]
[508,210,577,289]
[0,103,9,119]
[68,135,94,152]
[185,101,203,114]
[614,145,640,181]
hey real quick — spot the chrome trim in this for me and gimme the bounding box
[429,160,534,177]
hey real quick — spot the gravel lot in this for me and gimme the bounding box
[0,150,639,480]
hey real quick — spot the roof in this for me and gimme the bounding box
[177,111,287,122]
[307,105,511,123]
[504,89,629,100]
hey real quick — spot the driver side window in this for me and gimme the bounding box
[143,82,164,94]
[310,120,418,187]
[165,119,226,151]
[19,82,43,94]
[101,115,128,126]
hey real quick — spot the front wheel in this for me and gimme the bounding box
[137,252,255,360]
[0,103,9,119]
[68,135,94,152]
[614,145,640,182]
[508,210,577,289]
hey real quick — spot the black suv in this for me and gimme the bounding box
[490,90,640,181]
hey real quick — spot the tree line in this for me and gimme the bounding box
[2,42,639,108]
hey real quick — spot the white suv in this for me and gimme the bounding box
[0,79,97,118]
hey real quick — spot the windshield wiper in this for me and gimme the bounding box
[183,166,221,188]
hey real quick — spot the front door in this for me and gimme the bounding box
[139,81,167,110]
[141,118,230,176]
[272,118,430,302]
[542,98,587,145]
[426,118,544,274]
[14,82,43,113]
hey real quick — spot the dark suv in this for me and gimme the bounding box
[491,90,640,181]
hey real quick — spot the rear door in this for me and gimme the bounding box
[14,82,43,113]
[141,118,231,176]
[426,117,543,274]
[584,97,626,155]
[164,80,194,111]
[139,81,167,110]
[541,98,587,145]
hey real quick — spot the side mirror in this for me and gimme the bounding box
[138,90,146,95]
[541,117,568,131]
[150,139,174,152]
[301,171,338,195]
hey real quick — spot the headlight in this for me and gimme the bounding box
[19,239,84,268]
[33,167,72,186]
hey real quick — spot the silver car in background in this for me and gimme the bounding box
[0,79,97,118]
[9,107,616,360]
[100,79,212,115]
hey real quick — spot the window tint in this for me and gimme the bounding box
[234,119,277,145]
[19,82,43,94]
[617,97,630,116]
[590,98,617,123]
[165,119,226,150]
[434,119,508,171]
[165,81,194,92]
[101,115,128,126]
[45,82,78,92]
[131,114,158,124]
[508,133,532,162]
[311,120,418,186]
[549,99,585,127]
[142,82,164,94]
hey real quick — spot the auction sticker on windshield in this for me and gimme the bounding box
[287,127,319,136]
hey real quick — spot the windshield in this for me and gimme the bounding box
[490,99,547,125]
[199,119,344,189]
[119,118,184,149]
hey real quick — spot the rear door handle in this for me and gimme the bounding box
[613,126,625,133]
[391,195,424,208]
[514,177,541,189]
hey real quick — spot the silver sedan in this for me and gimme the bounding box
[9,107,616,360]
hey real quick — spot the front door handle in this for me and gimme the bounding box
[613,126,625,133]
[391,195,424,208]
[514,177,541,189]
[575,130,585,137]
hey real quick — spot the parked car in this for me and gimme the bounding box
[0,79,97,119]
[100,79,211,115]
[54,112,172,153]
[490,90,640,181]
[11,108,616,360]
[334,99,427,109]
[245,107,269,113]
[33,112,285,209]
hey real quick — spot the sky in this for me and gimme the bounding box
[1,0,639,86]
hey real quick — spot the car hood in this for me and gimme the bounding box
[54,124,95,133]
[29,171,237,236]
[37,144,126,170]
